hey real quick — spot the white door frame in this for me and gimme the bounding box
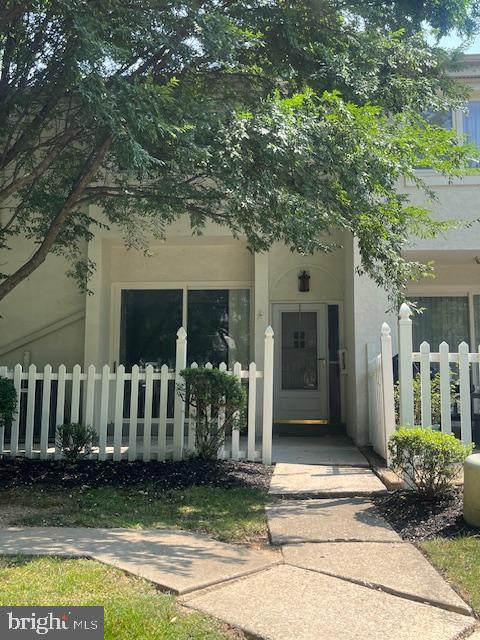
[272,302,329,422]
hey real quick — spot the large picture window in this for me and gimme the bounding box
[417,102,480,169]
[187,289,250,367]
[411,296,470,350]
[119,287,250,370]
[120,289,183,370]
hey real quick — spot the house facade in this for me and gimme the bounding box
[1,55,480,449]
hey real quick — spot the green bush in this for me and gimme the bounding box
[0,377,17,429]
[393,372,458,426]
[388,427,473,500]
[180,368,246,459]
[56,423,97,461]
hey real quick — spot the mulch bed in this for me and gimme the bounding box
[0,458,273,491]
[373,489,480,541]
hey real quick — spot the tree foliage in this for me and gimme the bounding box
[0,376,16,428]
[0,0,479,303]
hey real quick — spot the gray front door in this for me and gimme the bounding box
[273,303,328,421]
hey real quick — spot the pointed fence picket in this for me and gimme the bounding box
[128,365,140,462]
[439,342,452,434]
[0,365,6,454]
[368,304,480,462]
[0,326,274,463]
[158,364,169,461]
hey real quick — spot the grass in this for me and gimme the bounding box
[0,485,269,543]
[421,536,480,613]
[0,556,236,639]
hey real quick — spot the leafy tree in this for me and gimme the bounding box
[0,0,479,304]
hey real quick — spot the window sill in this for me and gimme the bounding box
[405,171,480,187]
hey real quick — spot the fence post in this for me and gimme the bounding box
[380,323,395,464]
[0,366,6,455]
[173,327,187,461]
[398,303,414,426]
[262,326,274,465]
[458,341,472,446]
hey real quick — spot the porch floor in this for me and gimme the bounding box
[271,433,369,466]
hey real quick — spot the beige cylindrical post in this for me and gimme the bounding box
[464,454,480,527]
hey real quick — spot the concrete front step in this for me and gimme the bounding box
[184,564,475,640]
[0,527,281,595]
[269,463,387,497]
[267,497,400,544]
[282,542,472,616]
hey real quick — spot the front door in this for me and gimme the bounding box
[273,303,328,421]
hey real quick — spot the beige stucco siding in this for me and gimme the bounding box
[0,236,86,368]
[401,184,480,252]
[110,241,253,283]
[268,240,344,303]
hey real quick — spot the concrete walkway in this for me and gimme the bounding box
[0,519,476,639]
[185,495,477,639]
[0,435,477,639]
[269,434,386,496]
[0,526,280,595]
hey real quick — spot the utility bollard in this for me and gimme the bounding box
[464,454,480,527]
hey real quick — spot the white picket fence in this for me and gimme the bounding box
[367,323,395,462]
[0,326,275,464]
[369,303,478,461]
[397,303,474,445]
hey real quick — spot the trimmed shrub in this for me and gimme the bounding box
[388,427,473,500]
[56,423,97,461]
[180,367,246,459]
[0,377,16,429]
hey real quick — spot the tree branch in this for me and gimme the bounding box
[0,135,113,302]
[0,127,80,204]
[0,2,28,30]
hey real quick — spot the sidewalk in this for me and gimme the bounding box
[0,440,477,639]
[0,512,476,640]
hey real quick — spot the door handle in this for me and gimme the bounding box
[318,358,326,362]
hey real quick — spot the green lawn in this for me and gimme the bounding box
[421,536,480,613]
[0,486,269,543]
[0,556,236,639]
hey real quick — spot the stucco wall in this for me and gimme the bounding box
[268,241,344,304]
[110,241,253,284]
[406,259,480,289]
[401,184,480,252]
[344,235,398,446]
[0,235,86,368]
[84,223,255,369]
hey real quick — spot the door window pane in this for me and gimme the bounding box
[120,289,183,370]
[281,312,318,390]
[411,296,470,350]
[187,289,250,366]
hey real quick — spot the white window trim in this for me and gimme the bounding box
[109,281,253,366]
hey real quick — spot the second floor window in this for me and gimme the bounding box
[463,101,480,165]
